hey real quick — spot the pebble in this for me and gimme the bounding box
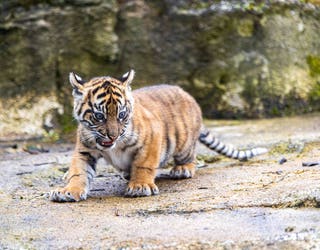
[302,161,320,167]
[279,157,287,165]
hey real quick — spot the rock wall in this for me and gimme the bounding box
[0,0,320,136]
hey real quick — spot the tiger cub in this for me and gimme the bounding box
[49,70,267,202]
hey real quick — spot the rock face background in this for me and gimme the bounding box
[0,0,320,137]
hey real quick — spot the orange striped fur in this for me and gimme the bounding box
[50,70,267,202]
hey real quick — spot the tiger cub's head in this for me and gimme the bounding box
[69,70,135,149]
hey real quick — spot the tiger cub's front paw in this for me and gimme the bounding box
[125,181,159,197]
[49,185,88,202]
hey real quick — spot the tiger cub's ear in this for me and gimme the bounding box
[120,69,135,87]
[69,72,84,98]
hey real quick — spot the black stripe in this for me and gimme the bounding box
[111,91,122,98]
[148,126,154,150]
[216,145,226,153]
[92,87,100,96]
[236,151,240,159]
[102,80,111,88]
[79,151,97,171]
[160,123,171,167]
[132,146,143,160]
[175,107,189,147]
[82,109,92,118]
[210,140,221,150]
[73,89,82,96]
[180,111,188,140]
[248,151,253,158]
[109,83,122,91]
[121,138,138,152]
[165,128,171,157]
[77,102,85,115]
[129,119,134,132]
[231,150,238,158]
[97,92,107,99]
[87,92,94,109]
[149,92,168,105]
[88,100,93,109]
[86,170,94,179]
[121,122,137,151]
[174,149,193,165]
[174,136,195,165]
[98,99,106,106]
[199,131,210,140]
[106,97,112,106]
[94,103,100,110]
[175,129,180,146]
[249,150,253,158]
[204,138,214,146]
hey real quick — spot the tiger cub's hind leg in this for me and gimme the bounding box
[170,162,196,179]
[170,148,196,179]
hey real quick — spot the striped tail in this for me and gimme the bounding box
[199,129,268,161]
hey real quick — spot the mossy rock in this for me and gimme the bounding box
[1,0,320,137]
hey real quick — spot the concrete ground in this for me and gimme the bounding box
[0,114,320,249]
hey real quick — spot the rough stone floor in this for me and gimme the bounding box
[0,114,320,249]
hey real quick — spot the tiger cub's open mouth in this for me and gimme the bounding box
[96,137,115,148]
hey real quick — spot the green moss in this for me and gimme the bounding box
[306,55,320,110]
[43,130,60,143]
[269,141,304,155]
[306,55,320,77]
[242,79,259,104]
[308,82,320,110]
[299,141,320,157]
[270,106,280,116]
[57,112,77,136]
[239,1,268,14]
[177,1,212,11]
[196,154,222,164]
[301,0,320,6]
[186,76,228,118]
[237,19,254,37]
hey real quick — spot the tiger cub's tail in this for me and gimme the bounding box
[199,129,268,161]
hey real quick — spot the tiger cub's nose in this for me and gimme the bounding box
[107,133,118,141]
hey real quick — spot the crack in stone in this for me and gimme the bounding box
[133,197,320,217]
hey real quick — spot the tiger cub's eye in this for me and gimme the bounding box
[94,112,105,121]
[118,111,126,120]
